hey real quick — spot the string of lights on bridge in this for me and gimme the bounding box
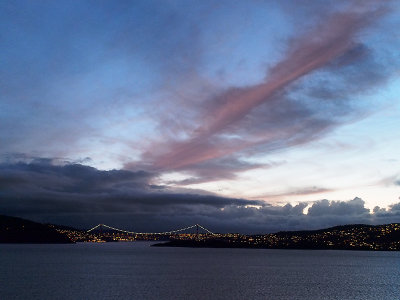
[87,223,215,235]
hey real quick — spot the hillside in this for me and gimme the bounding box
[154,223,400,251]
[0,215,73,244]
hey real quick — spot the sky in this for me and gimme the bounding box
[1,0,400,233]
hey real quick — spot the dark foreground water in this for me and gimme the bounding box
[0,242,399,300]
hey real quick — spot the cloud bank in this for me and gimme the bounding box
[1,160,399,233]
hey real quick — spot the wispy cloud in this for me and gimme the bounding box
[133,2,394,183]
[256,187,333,201]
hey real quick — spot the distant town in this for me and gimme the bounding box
[1,215,400,251]
[154,223,400,251]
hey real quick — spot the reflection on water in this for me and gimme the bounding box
[0,242,399,300]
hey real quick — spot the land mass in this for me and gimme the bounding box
[1,214,400,250]
[153,223,400,251]
[0,215,72,244]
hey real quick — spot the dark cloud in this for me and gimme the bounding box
[0,160,261,230]
[1,159,399,233]
[307,197,369,216]
[373,203,400,218]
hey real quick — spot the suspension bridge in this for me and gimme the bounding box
[86,223,215,236]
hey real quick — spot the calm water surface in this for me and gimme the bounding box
[0,242,399,300]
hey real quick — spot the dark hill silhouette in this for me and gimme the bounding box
[154,223,400,251]
[0,215,72,243]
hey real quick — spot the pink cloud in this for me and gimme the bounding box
[130,3,389,180]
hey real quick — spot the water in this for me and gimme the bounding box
[0,242,399,300]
